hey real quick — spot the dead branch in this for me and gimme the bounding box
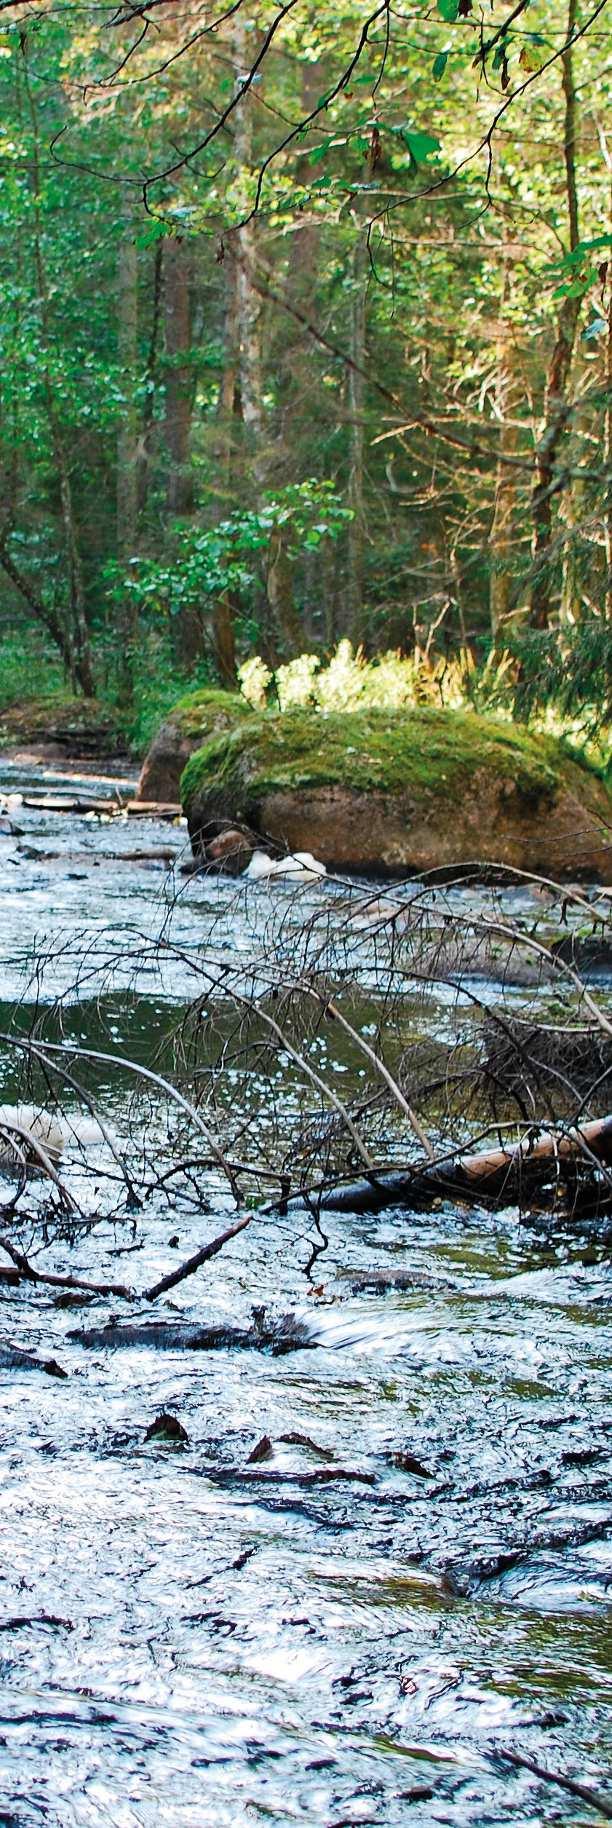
[142,1213,252,1300]
[497,1747,612,1821]
[0,1237,132,1300]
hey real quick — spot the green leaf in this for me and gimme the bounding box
[136,218,169,249]
[402,128,441,163]
[308,139,332,165]
[433,51,448,79]
[437,0,459,20]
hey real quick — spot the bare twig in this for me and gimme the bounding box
[142,1213,252,1300]
[498,1746,612,1820]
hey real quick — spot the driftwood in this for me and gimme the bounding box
[142,1215,251,1300]
[0,1217,251,1306]
[0,1237,131,1300]
[0,1341,67,1377]
[21,795,181,820]
[302,1114,612,1215]
[69,1315,314,1353]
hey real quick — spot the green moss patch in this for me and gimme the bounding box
[169,688,252,741]
[181,706,598,814]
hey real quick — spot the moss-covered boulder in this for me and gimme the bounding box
[181,706,612,880]
[138,688,252,803]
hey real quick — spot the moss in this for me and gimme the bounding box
[0,695,118,745]
[168,687,251,740]
[181,705,600,814]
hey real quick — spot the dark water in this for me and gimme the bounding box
[0,762,610,1828]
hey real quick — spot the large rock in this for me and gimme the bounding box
[180,706,612,880]
[138,689,251,803]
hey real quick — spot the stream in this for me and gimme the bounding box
[0,758,610,1828]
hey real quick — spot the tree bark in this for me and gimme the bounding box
[233,15,265,476]
[164,236,193,518]
[164,236,201,664]
[211,262,240,685]
[489,247,520,637]
[138,241,163,514]
[231,16,302,653]
[23,56,94,696]
[605,259,612,621]
[307,1113,612,1217]
[346,223,367,642]
[530,0,580,628]
[116,203,140,701]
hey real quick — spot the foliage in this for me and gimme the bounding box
[104,483,350,661]
[0,631,66,714]
[0,0,609,738]
[238,639,516,717]
[506,619,612,745]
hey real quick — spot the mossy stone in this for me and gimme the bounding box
[181,706,612,881]
[138,688,251,803]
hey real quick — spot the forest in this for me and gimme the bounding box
[0,0,609,745]
[0,5,611,1828]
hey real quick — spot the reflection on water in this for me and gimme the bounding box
[0,760,610,1826]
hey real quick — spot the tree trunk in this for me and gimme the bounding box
[231,16,302,653]
[116,205,140,701]
[267,529,303,653]
[23,55,94,697]
[309,1113,612,1218]
[346,224,367,642]
[138,242,163,515]
[489,250,520,637]
[164,236,200,664]
[233,15,265,475]
[164,236,193,517]
[605,261,612,622]
[211,263,240,685]
[530,0,580,629]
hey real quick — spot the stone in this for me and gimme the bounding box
[144,1412,189,1445]
[138,689,252,803]
[206,827,255,874]
[180,706,612,882]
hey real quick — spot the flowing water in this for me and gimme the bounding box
[0,760,610,1828]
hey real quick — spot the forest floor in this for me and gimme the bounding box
[0,695,132,773]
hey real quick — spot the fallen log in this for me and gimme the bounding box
[126,800,182,820]
[22,795,120,815]
[0,1341,67,1377]
[21,795,182,821]
[296,1114,612,1215]
[70,1314,314,1354]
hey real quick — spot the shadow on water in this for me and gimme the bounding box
[0,762,610,1826]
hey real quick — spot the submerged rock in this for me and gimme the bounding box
[206,826,255,874]
[145,1413,189,1445]
[138,688,252,803]
[181,706,612,881]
